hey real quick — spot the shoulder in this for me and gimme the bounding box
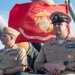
[0,48,4,53]
[14,44,26,54]
[17,42,29,52]
[67,34,75,41]
[41,40,54,52]
[18,46,26,52]
[43,40,54,47]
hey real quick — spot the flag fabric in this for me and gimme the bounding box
[8,2,69,43]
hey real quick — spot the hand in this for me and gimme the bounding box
[53,63,66,75]
[43,63,59,75]
[55,63,66,71]
[43,63,66,75]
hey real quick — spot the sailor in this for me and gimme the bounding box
[0,27,27,75]
[34,12,75,75]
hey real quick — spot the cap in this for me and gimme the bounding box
[50,12,71,24]
[3,27,20,38]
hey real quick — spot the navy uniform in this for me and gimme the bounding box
[34,12,75,75]
[0,44,27,69]
[0,27,27,75]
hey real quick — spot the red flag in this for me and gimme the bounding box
[8,2,69,43]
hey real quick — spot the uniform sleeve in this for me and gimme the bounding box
[35,46,46,63]
[34,46,46,71]
[18,48,27,66]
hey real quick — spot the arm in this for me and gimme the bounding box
[1,65,27,75]
[1,47,28,75]
[34,62,46,72]
[34,46,47,73]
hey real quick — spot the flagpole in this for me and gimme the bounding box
[65,0,75,23]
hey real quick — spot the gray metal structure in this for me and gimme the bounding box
[68,0,75,22]
[0,15,8,38]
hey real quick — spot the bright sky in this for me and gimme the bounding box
[0,0,75,49]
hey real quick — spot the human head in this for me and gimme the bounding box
[1,27,20,46]
[3,27,20,38]
[50,12,71,24]
[50,12,71,36]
